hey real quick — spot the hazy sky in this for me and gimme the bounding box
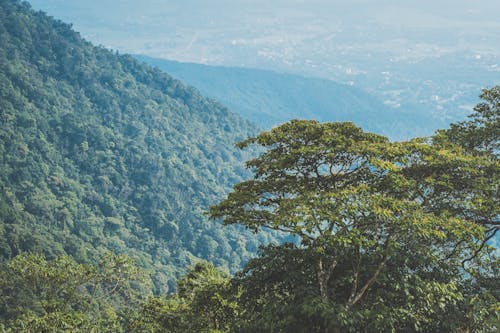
[29,0,500,62]
[28,0,500,123]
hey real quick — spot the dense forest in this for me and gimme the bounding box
[0,0,280,295]
[0,0,498,332]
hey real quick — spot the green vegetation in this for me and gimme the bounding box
[208,92,499,331]
[0,253,145,332]
[0,0,497,331]
[5,88,491,332]
[0,0,278,294]
[131,262,237,332]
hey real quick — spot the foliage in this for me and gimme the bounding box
[432,86,499,251]
[130,261,239,333]
[0,0,280,294]
[0,0,498,331]
[442,86,499,154]
[210,114,498,331]
[0,252,146,332]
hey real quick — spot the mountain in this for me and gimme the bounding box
[135,56,432,140]
[0,0,279,294]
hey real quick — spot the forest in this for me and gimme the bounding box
[0,0,282,295]
[0,0,498,332]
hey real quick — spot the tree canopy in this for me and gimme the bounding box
[0,0,281,294]
[210,89,499,331]
[0,253,146,332]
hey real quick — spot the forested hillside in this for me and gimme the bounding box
[135,55,433,140]
[0,0,278,294]
[0,1,498,332]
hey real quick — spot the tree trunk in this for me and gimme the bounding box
[316,256,337,301]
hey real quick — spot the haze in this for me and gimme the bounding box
[29,0,500,123]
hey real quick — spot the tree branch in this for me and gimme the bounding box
[462,227,498,266]
[346,236,392,309]
[348,246,361,305]
[346,253,389,309]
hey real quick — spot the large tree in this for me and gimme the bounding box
[210,115,497,331]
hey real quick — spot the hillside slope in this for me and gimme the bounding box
[136,56,431,140]
[0,0,277,293]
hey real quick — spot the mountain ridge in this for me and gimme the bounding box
[135,55,432,140]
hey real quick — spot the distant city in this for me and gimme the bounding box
[31,0,500,129]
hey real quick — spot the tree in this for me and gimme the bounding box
[210,120,493,332]
[130,261,239,333]
[442,86,499,154]
[429,86,499,254]
[0,252,147,332]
